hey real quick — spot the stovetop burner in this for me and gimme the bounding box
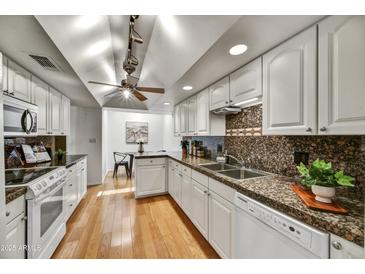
[5,167,59,187]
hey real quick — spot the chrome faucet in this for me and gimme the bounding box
[224,151,244,167]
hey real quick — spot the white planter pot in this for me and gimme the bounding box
[311,185,336,203]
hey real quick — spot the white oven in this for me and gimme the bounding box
[3,95,38,136]
[27,169,67,259]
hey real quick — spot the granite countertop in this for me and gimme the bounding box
[5,187,27,204]
[134,151,364,247]
[5,154,87,204]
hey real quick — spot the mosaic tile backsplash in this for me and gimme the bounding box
[225,104,365,187]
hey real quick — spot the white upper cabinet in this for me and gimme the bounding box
[61,95,70,135]
[318,16,365,135]
[187,96,197,135]
[2,55,8,93]
[263,26,317,135]
[180,101,188,136]
[49,87,62,135]
[31,76,49,135]
[196,89,210,135]
[7,59,31,102]
[230,57,262,106]
[209,76,230,110]
[173,104,181,136]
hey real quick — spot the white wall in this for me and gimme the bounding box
[0,53,6,257]
[103,108,180,172]
[68,106,102,185]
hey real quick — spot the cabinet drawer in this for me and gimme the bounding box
[136,157,166,166]
[209,178,236,202]
[77,158,87,170]
[66,164,77,179]
[5,196,25,224]
[180,164,191,177]
[192,170,208,188]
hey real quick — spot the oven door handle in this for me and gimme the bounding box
[34,178,66,204]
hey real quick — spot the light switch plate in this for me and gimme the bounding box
[89,138,96,143]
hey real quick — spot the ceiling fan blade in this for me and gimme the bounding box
[104,90,121,97]
[132,89,148,101]
[88,81,123,89]
[136,87,165,94]
[126,75,139,86]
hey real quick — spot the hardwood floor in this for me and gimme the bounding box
[52,172,219,259]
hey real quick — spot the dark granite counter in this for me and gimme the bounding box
[6,187,27,204]
[134,151,364,247]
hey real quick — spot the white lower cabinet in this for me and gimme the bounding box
[191,180,209,239]
[208,191,234,259]
[180,173,192,217]
[330,234,364,259]
[77,158,87,200]
[168,165,175,195]
[172,169,182,206]
[135,158,167,198]
[4,196,26,259]
[65,166,78,219]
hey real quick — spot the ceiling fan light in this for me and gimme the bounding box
[229,44,248,55]
[123,90,130,99]
[182,85,193,91]
[163,102,171,105]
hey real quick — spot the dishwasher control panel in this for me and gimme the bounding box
[246,202,311,249]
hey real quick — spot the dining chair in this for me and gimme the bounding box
[113,152,130,178]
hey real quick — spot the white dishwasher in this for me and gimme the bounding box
[233,192,329,259]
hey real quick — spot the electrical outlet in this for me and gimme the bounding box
[89,138,96,143]
[294,151,309,165]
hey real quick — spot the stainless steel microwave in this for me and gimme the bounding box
[3,95,38,136]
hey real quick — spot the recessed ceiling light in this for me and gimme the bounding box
[163,102,171,105]
[229,44,248,56]
[182,86,193,91]
[123,90,130,99]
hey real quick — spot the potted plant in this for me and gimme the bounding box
[181,140,188,157]
[297,159,355,203]
[54,148,66,162]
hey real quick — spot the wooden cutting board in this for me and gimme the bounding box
[291,184,348,214]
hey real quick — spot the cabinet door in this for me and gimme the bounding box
[5,213,26,259]
[209,191,234,258]
[8,59,31,101]
[180,174,192,217]
[179,102,188,136]
[209,76,230,110]
[136,165,166,197]
[49,88,62,135]
[172,170,182,206]
[196,89,210,135]
[168,166,175,195]
[2,55,8,93]
[319,16,365,135]
[191,180,208,239]
[31,76,49,135]
[61,95,70,135]
[330,234,364,259]
[65,175,78,219]
[230,57,262,106]
[173,104,181,136]
[187,96,197,135]
[263,26,317,135]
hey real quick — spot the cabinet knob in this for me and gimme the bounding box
[69,204,73,207]
[229,100,233,103]
[331,241,342,250]
[21,216,27,222]
[5,211,10,217]
[305,127,312,132]
[207,193,211,196]
[203,190,208,194]
[320,127,327,132]
[69,184,73,186]
[225,101,228,104]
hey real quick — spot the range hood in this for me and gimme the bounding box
[211,97,262,115]
[211,106,242,115]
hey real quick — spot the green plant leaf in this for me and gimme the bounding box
[335,171,355,187]
[297,162,309,177]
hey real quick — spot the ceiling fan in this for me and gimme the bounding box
[88,15,164,102]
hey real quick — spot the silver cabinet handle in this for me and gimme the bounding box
[331,241,342,250]
[5,211,10,217]
[207,193,211,196]
[225,101,228,104]
[320,127,327,132]
[305,127,312,132]
[229,100,233,103]
[69,184,73,186]
[203,190,208,194]
[21,216,27,222]
[179,173,183,177]
[69,204,73,207]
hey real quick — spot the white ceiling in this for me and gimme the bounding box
[0,15,325,112]
[0,15,99,108]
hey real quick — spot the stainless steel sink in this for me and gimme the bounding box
[199,163,237,171]
[218,169,268,179]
